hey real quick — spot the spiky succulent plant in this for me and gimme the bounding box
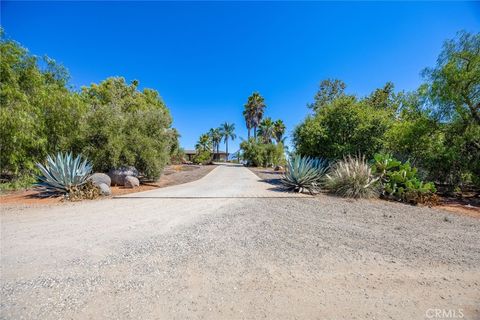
[281,155,329,193]
[324,155,379,199]
[35,152,93,195]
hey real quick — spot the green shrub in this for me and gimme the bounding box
[81,78,174,180]
[0,34,179,187]
[0,175,36,192]
[240,139,286,167]
[193,150,212,165]
[281,155,328,193]
[372,153,437,204]
[34,152,92,195]
[324,155,379,198]
[294,94,393,160]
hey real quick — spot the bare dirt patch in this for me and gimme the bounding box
[0,164,216,207]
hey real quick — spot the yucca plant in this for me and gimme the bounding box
[281,155,329,193]
[324,155,379,199]
[35,152,93,195]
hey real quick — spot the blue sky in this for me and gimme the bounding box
[2,1,479,152]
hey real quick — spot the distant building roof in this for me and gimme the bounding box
[183,149,227,155]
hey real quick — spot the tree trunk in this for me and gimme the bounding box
[247,128,251,140]
[226,140,229,162]
[253,126,257,139]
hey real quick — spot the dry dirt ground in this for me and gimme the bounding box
[1,164,479,319]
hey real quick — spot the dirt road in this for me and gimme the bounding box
[1,164,479,319]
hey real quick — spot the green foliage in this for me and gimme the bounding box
[372,154,437,204]
[273,119,286,144]
[0,175,36,192]
[294,94,393,160]
[193,133,213,164]
[34,152,93,195]
[240,139,286,167]
[80,78,174,180]
[243,92,266,139]
[257,117,275,143]
[422,30,480,124]
[324,155,379,199]
[0,34,179,186]
[281,155,328,193]
[193,150,212,165]
[220,122,236,158]
[295,31,480,189]
[308,79,347,112]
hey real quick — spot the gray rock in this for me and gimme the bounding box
[98,183,111,196]
[89,173,111,187]
[108,166,138,186]
[124,176,140,188]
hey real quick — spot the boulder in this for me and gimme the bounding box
[108,166,138,186]
[89,173,111,187]
[98,183,112,196]
[274,165,284,171]
[124,176,140,188]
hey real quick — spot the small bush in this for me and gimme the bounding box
[324,155,379,198]
[281,155,328,193]
[193,150,212,165]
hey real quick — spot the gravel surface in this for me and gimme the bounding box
[1,165,479,319]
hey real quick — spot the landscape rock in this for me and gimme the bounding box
[108,166,139,186]
[98,183,111,196]
[89,173,111,187]
[124,176,140,188]
[274,165,284,171]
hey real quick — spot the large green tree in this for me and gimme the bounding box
[81,77,174,179]
[308,79,348,113]
[423,31,480,124]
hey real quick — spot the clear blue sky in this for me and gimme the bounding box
[2,1,479,152]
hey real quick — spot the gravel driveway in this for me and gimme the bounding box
[1,165,479,319]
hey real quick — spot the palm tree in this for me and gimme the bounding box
[208,128,222,161]
[195,133,211,152]
[242,107,254,140]
[257,117,275,143]
[244,92,266,139]
[220,122,236,160]
[273,119,286,144]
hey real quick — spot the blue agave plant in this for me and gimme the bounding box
[35,152,93,194]
[281,155,329,193]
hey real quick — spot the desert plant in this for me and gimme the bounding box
[371,153,437,204]
[35,152,93,195]
[324,155,379,198]
[281,155,328,193]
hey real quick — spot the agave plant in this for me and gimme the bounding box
[35,152,93,195]
[281,155,329,193]
[324,155,379,199]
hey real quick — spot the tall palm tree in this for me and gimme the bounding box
[242,107,254,140]
[244,92,266,139]
[273,119,286,144]
[195,133,211,152]
[208,128,222,161]
[220,122,236,160]
[257,117,275,143]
